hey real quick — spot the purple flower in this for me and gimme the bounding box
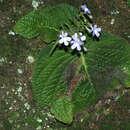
[81,4,91,14]
[71,33,86,51]
[90,25,101,37]
[59,31,71,46]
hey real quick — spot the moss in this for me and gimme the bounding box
[98,93,130,129]
[3,120,12,130]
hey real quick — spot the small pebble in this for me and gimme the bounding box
[47,113,54,118]
[6,91,9,95]
[8,119,13,123]
[0,57,7,64]
[36,126,42,130]
[110,10,120,15]
[15,91,18,95]
[47,125,50,128]
[9,106,13,110]
[13,100,16,103]
[45,118,48,120]
[114,95,120,101]
[32,0,40,9]
[27,56,35,63]
[8,30,15,35]
[12,88,15,92]
[110,18,115,25]
[80,118,84,122]
[32,109,36,113]
[17,69,23,74]
[37,117,42,123]
[17,87,22,92]
[24,103,31,110]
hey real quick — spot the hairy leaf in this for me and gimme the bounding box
[14,10,40,39]
[51,97,73,123]
[86,30,130,95]
[13,3,78,40]
[32,45,77,107]
[72,80,99,114]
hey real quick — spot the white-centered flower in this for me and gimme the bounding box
[71,33,86,51]
[59,31,71,46]
[90,25,101,37]
[81,4,91,14]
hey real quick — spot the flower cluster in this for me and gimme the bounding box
[81,4,101,37]
[58,4,101,51]
[59,31,86,51]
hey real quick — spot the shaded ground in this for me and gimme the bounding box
[0,0,130,129]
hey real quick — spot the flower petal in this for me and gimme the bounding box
[96,28,101,32]
[79,32,82,36]
[81,4,87,10]
[92,31,95,37]
[78,41,84,45]
[59,34,62,38]
[77,45,81,51]
[64,41,69,46]
[71,44,77,50]
[81,36,86,41]
[64,32,68,37]
[95,32,100,37]
[59,39,63,44]
[72,33,78,41]
[87,9,91,14]
[93,25,97,30]
[66,37,71,41]
[90,24,93,30]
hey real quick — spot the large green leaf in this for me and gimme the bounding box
[51,97,73,124]
[86,30,130,95]
[72,80,99,114]
[13,3,78,41]
[32,45,77,107]
[14,10,40,39]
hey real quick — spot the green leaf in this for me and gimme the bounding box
[72,80,99,114]
[40,27,59,43]
[14,10,40,39]
[32,45,77,107]
[13,3,78,40]
[86,30,130,95]
[51,97,73,123]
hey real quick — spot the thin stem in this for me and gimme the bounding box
[49,40,59,56]
[80,52,93,86]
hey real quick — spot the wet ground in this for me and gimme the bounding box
[0,0,130,129]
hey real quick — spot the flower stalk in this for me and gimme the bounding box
[80,51,93,86]
[49,40,59,56]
